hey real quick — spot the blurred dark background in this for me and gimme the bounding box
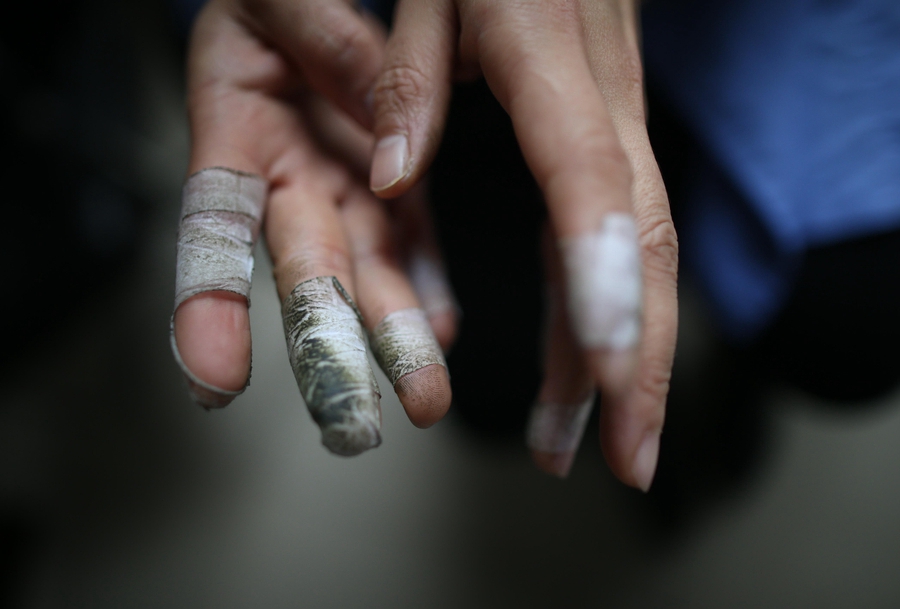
[2,1,900,607]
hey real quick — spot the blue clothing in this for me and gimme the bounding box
[643,0,900,339]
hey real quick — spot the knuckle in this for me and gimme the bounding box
[373,62,431,117]
[274,242,352,293]
[325,21,372,74]
[502,0,579,30]
[639,211,679,279]
[310,12,367,68]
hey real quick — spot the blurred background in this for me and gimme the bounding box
[2,1,900,607]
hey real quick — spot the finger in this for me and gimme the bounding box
[393,182,459,351]
[172,168,267,408]
[474,7,659,488]
[475,6,641,388]
[173,3,292,407]
[267,158,383,456]
[580,3,678,493]
[340,189,452,429]
[597,116,678,493]
[598,224,676,491]
[237,0,387,128]
[368,0,457,196]
[600,95,678,491]
[526,229,596,478]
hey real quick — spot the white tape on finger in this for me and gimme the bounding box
[170,167,268,408]
[283,276,382,457]
[561,213,642,350]
[526,392,596,454]
[370,308,446,386]
[174,167,267,309]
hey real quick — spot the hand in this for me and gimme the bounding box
[368,0,678,489]
[171,0,458,454]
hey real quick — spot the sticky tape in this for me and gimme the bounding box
[370,308,446,385]
[561,213,642,350]
[171,167,268,408]
[526,392,596,454]
[282,276,382,456]
[174,167,267,310]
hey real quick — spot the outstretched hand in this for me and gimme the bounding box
[172,0,678,490]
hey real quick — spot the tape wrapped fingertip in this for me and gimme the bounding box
[370,307,447,386]
[283,276,382,456]
[171,167,267,409]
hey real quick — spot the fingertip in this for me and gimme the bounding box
[530,449,576,479]
[632,430,661,492]
[172,291,252,397]
[321,411,383,456]
[370,134,411,195]
[599,406,663,492]
[394,363,452,428]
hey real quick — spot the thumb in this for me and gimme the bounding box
[368,0,457,197]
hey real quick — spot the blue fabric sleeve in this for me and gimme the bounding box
[643,0,900,339]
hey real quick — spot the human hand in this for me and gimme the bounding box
[171,0,458,455]
[368,0,678,489]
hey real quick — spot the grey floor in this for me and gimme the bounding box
[3,4,900,608]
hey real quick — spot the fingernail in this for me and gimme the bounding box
[370,134,410,192]
[632,430,661,492]
[561,213,642,350]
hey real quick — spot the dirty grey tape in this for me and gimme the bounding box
[283,276,382,456]
[370,307,446,385]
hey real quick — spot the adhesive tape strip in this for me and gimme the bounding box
[283,276,382,456]
[170,167,268,407]
[370,307,446,385]
[174,167,267,310]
